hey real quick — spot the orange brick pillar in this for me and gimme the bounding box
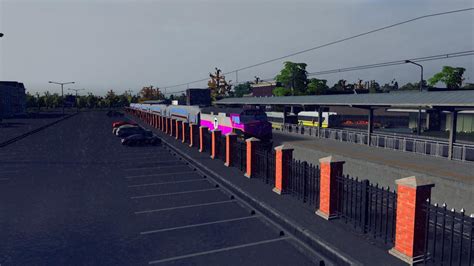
[272,145,293,195]
[389,176,434,265]
[244,137,260,178]
[316,156,345,220]
[165,117,170,134]
[161,116,165,131]
[170,119,175,137]
[189,124,198,147]
[224,133,237,167]
[175,120,180,139]
[199,126,208,152]
[154,114,158,128]
[211,130,221,159]
[182,122,188,143]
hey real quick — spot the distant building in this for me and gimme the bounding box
[250,81,278,97]
[186,88,211,106]
[0,81,26,117]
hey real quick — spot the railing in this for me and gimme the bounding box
[231,140,247,172]
[423,201,474,265]
[253,147,276,186]
[335,175,397,245]
[217,135,226,162]
[278,124,474,162]
[203,129,211,153]
[288,160,320,206]
[183,124,189,143]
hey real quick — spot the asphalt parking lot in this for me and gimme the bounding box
[0,111,322,265]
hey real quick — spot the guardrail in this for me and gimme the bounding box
[279,124,474,162]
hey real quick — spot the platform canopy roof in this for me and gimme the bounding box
[216,90,474,109]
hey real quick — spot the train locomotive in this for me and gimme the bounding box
[129,102,273,141]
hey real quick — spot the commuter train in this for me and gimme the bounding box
[129,103,273,141]
[266,111,337,130]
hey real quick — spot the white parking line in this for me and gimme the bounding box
[148,237,290,264]
[118,159,182,164]
[124,171,196,179]
[141,216,258,235]
[124,165,187,171]
[131,188,220,199]
[128,178,205,188]
[135,200,236,214]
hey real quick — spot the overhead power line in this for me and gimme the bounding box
[161,50,474,95]
[160,7,474,92]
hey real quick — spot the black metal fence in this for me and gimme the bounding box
[288,160,320,206]
[335,175,397,245]
[423,201,474,265]
[231,140,247,172]
[217,135,226,162]
[202,129,211,153]
[192,127,199,147]
[183,124,189,143]
[253,147,276,185]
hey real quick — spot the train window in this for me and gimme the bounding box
[231,116,240,124]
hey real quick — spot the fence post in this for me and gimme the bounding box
[211,130,222,159]
[315,156,345,220]
[244,137,260,178]
[389,176,434,265]
[182,122,188,143]
[176,120,181,140]
[225,133,237,167]
[360,179,370,233]
[199,126,208,152]
[189,124,198,147]
[273,145,293,195]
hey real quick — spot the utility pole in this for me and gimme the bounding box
[405,60,424,135]
[49,81,75,114]
[68,88,84,113]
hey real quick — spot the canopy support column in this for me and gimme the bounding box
[317,107,323,138]
[448,110,458,160]
[367,108,373,146]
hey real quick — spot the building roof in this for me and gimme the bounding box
[216,90,474,109]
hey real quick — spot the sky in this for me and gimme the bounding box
[0,0,473,96]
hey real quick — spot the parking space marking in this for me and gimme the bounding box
[135,200,236,214]
[124,165,188,171]
[128,179,205,188]
[140,215,259,235]
[117,159,182,164]
[148,237,290,264]
[124,171,196,179]
[0,178,10,181]
[131,188,220,199]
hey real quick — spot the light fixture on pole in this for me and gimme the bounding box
[68,88,85,113]
[48,81,75,114]
[405,60,424,135]
[0,33,4,38]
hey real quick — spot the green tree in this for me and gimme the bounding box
[272,87,292,96]
[307,78,329,95]
[233,82,252,97]
[428,66,465,89]
[274,61,308,96]
[105,90,118,108]
[26,92,37,109]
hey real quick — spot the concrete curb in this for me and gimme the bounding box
[0,112,78,148]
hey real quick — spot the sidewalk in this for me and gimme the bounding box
[132,116,405,266]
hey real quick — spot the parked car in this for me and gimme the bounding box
[121,134,161,146]
[116,126,152,138]
[107,110,124,117]
[112,120,137,128]
[113,124,138,135]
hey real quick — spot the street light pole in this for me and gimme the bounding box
[49,81,75,114]
[405,60,424,135]
[68,88,85,113]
